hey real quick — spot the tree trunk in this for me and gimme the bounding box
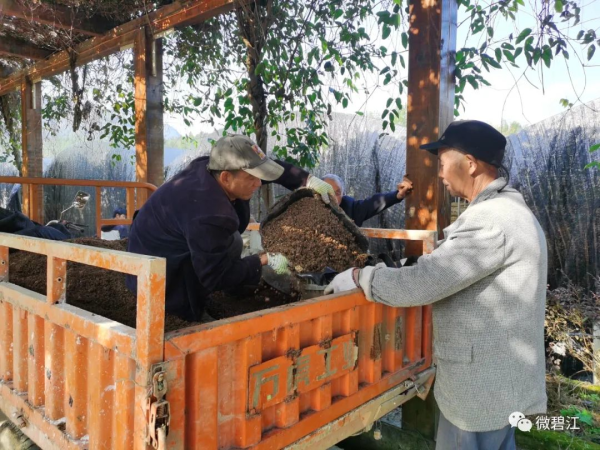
[0,65,23,174]
[236,1,274,218]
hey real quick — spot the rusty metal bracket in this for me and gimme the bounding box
[146,369,170,450]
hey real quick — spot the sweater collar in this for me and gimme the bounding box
[468,177,509,207]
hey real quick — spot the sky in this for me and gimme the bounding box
[165,0,600,136]
[456,0,600,127]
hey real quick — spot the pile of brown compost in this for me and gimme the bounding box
[206,281,301,320]
[7,237,196,332]
[261,194,369,273]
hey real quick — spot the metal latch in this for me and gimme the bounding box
[147,370,170,449]
[409,375,425,395]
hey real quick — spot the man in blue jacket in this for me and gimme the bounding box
[100,207,130,239]
[323,174,413,226]
[126,135,335,321]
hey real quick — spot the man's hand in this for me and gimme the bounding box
[306,175,336,204]
[324,268,359,295]
[396,176,414,200]
[265,253,290,275]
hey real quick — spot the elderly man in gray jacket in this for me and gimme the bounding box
[326,120,547,449]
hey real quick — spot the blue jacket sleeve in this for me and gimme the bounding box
[342,191,403,226]
[185,216,262,292]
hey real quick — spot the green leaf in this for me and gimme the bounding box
[386,98,393,108]
[485,55,502,69]
[514,47,523,59]
[401,32,408,49]
[487,27,494,38]
[588,44,596,61]
[515,28,532,45]
[542,46,552,68]
[554,0,563,13]
[467,76,479,89]
[382,25,391,40]
[495,48,502,62]
[333,9,344,19]
[342,98,348,108]
[255,62,265,75]
[590,143,600,153]
[503,49,515,63]
[382,109,389,119]
[395,13,402,27]
[585,161,600,169]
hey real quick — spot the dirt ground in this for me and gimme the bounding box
[261,196,369,273]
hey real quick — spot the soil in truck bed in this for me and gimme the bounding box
[7,238,194,332]
[261,196,368,273]
[7,196,365,327]
[206,282,301,320]
[7,238,301,328]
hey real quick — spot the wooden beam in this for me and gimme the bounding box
[0,35,52,60]
[403,0,457,439]
[405,0,457,244]
[0,0,117,36]
[20,79,43,223]
[134,27,165,206]
[146,33,165,188]
[0,0,236,97]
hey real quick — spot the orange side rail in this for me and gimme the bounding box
[0,176,157,236]
[161,227,437,449]
[0,233,166,450]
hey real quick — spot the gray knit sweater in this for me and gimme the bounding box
[364,178,548,432]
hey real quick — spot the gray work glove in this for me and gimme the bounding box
[306,175,336,204]
[267,253,291,275]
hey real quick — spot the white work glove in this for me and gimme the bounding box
[306,175,336,204]
[324,268,359,295]
[267,253,291,275]
[324,264,385,298]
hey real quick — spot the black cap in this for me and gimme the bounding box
[420,120,506,167]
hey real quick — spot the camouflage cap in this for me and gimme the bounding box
[207,134,284,181]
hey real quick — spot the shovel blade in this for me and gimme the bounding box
[262,266,293,295]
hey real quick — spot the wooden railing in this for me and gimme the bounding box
[0,176,157,236]
[0,233,166,450]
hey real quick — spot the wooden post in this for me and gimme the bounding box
[403,0,457,440]
[405,0,456,242]
[134,27,164,207]
[21,79,43,222]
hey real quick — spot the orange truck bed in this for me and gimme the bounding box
[0,227,436,450]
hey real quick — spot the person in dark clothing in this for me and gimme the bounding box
[0,207,71,240]
[7,184,22,213]
[100,207,129,239]
[126,134,335,321]
[323,174,414,226]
